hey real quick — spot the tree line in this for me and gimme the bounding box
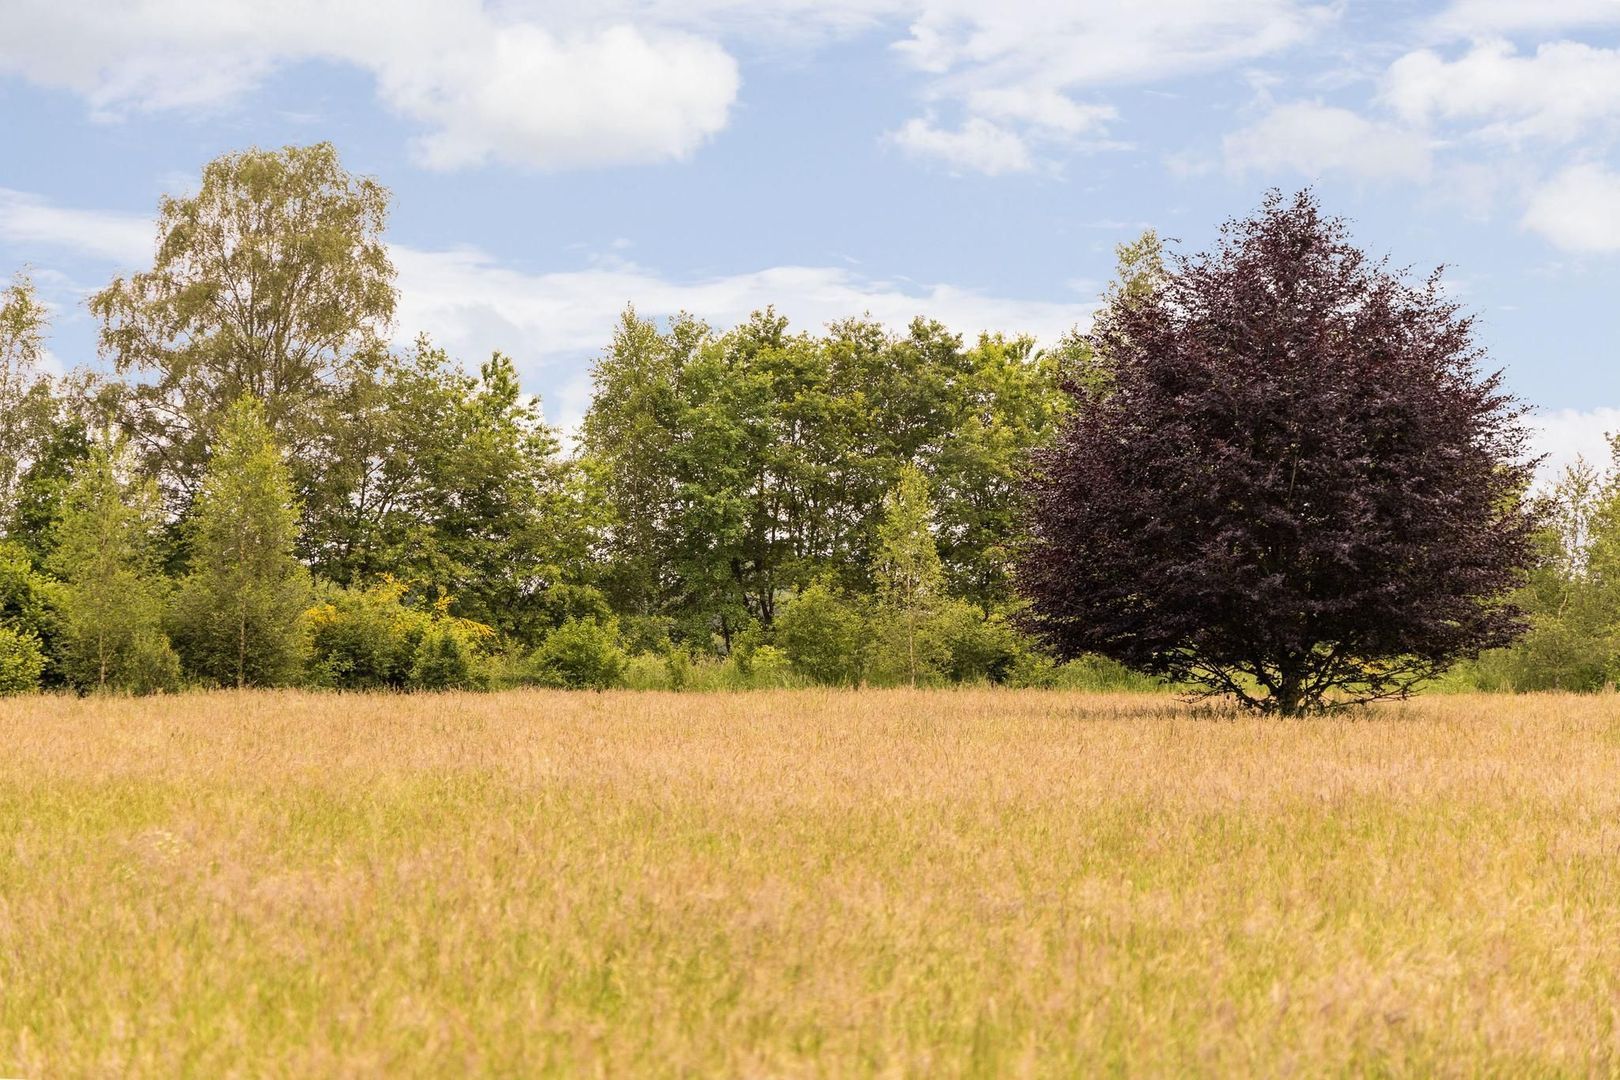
[0,144,1614,706]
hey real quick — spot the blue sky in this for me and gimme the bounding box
[2,0,1618,469]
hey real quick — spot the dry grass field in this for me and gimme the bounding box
[3,690,1619,1076]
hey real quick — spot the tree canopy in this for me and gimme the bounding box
[1019,191,1539,714]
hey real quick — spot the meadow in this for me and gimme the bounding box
[3,690,1619,1076]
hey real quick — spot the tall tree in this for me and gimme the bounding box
[1020,191,1538,715]
[90,143,394,501]
[874,465,944,686]
[49,442,179,692]
[0,272,56,522]
[582,307,1064,648]
[302,339,597,643]
[171,397,310,687]
[1485,439,1620,690]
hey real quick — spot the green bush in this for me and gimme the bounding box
[410,621,488,691]
[933,604,1024,683]
[530,618,626,689]
[306,579,492,691]
[0,627,46,695]
[738,643,795,687]
[120,630,183,695]
[999,644,1170,691]
[306,580,424,689]
[865,609,950,686]
[0,540,61,685]
[775,582,866,686]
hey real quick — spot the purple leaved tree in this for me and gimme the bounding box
[1019,191,1539,715]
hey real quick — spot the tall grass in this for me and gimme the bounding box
[3,689,1618,1075]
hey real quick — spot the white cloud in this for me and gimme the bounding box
[0,0,1332,175]
[1429,0,1620,37]
[887,0,1327,173]
[0,188,1094,428]
[0,1,740,171]
[965,87,1116,136]
[887,117,1034,174]
[1522,163,1620,252]
[0,189,153,265]
[1222,102,1432,181]
[1384,40,1620,144]
[392,245,1094,427]
[1527,407,1620,483]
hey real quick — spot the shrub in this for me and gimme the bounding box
[306,580,425,689]
[0,627,46,695]
[932,602,1023,684]
[410,621,488,691]
[306,579,492,691]
[775,582,866,686]
[740,643,795,688]
[530,618,626,689]
[0,540,60,685]
[866,609,950,686]
[120,629,183,695]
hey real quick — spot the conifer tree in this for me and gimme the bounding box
[50,442,179,692]
[172,396,310,687]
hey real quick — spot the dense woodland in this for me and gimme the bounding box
[0,144,1616,699]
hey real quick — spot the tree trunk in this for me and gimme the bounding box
[1277,667,1305,717]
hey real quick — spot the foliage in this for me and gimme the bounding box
[48,442,180,693]
[873,465,945,685]
[1020,190,1538,714]
[171,397,311,687]
[0,625,45,694]
[409,620,489,691]
[775,581,866,686]
[529,618,627,690]
[90,142,395,502]
[1462,441,1620,691]
[301,339,599,642]
[0,271,56,523]
[582,307,1064,646]
[306,577,492,691]
[6,413,92,569]
[0,538,61,685]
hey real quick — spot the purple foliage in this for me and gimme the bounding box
[1019,191,1539,714]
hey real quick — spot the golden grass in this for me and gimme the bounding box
[3,690,1619,1076]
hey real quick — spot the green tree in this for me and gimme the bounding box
[0,271,56,522]
[5,414,91,568]
[873,465,945,685]
[582,308,1064,650]
[49,442,179,692]
[1480,441,1620,690]
[91,143,395,502]
[171,397,311,687]
[303,340,599,645]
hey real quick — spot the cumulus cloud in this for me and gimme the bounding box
[0,187,1094,428]
[0,0,1334,176]
[1222,102,1432,182]
[1527,406,1620,483]
[1522,163,1620,252]
[1384,40,1620,144]
[0,0,740,171]
[392,245,1094,427]
[887,0,1327,173]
